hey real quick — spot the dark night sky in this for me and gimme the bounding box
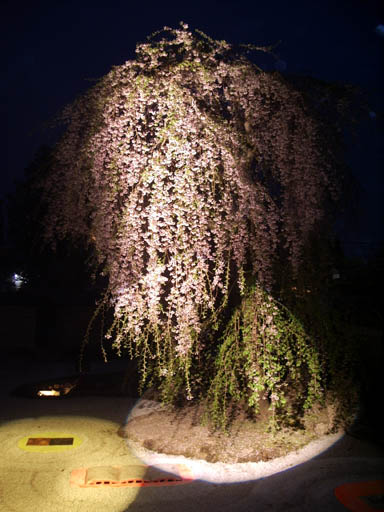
[1,0,383,254]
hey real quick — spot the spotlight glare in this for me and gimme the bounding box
[37,389,61,397]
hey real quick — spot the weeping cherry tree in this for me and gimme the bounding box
[41,23,361,427]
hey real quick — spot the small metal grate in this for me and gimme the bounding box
[27,437,74,446]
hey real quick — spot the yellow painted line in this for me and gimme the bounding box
[18,432,83,452]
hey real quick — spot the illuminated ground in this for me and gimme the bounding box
[1,352,383,511]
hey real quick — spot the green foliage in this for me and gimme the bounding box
[203,284,325,431]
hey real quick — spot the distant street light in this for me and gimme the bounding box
[12,273,26,290]
[375,24,384,37]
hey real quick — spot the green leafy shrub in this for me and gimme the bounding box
[204,284,326,431]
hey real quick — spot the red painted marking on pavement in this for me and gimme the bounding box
[334,480,384,511]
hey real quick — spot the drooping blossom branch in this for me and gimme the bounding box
[41,23,352,392]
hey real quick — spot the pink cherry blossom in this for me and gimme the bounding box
[41,23,354,398]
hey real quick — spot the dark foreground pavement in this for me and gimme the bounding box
[0,351,383,511]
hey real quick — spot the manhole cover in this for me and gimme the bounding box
[18,432,82,452]
[70,464,193,487]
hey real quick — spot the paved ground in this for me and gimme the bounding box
[0,351,383,511]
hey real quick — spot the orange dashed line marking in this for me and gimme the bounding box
[70,464,194,488]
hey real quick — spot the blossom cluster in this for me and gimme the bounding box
[41,23,343,380]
